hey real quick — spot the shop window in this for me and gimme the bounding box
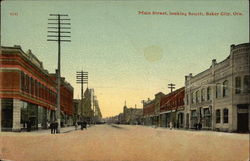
[235,76,241,94]
[223,108,228,123]
[216,109,221,123]
[243,75,250,93]
[222,80,229,97]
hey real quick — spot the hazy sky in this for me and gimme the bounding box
[1,0,249,117]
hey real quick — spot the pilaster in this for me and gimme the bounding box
[12,99,22,132]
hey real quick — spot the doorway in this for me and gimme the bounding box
[237,104,249,133]
[1,99,13,131]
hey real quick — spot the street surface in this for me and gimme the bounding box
[0,124,249,161]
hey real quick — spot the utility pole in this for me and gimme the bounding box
[168,83,175,129]
[76,71,88,121]
[47,14,71,133]
[168,83,175,93]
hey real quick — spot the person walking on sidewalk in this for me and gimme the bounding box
[50,121,55,134]
[54,120,58,134]
[75,122,78,130]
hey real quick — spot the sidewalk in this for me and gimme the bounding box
[0,125,92,136]
[30,124,93,134]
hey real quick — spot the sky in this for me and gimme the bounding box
[1,0,249,117]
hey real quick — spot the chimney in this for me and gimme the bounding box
[212,59,217,66]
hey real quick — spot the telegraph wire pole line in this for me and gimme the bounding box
[47,14,71,133]
[76,71,88,121]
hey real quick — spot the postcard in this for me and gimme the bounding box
[0,0,249,161]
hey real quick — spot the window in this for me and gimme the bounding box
[243,75,250,93]
[216,83,221,98]
[207,87,211,100]
[195,90,200,103]
[21,72,25,91]
[223,108,228,123]
[191,92,195,104]
[235,76,241,94]
[186,94,189,105]
[191,110,197,118]
[222,80,229,97]
[216,109,221,123]
[201,89,205,101]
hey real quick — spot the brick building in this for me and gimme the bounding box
[0,45,74,131]
[159,87,185,128]
[142,99,156,126]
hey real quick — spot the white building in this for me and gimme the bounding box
[184,43,250,132]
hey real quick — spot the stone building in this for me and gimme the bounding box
[184,43,250,132]
[0,45,74,131]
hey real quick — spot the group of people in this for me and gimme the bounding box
[195,122,202,130]
[75,121,87,130]
[50,121,59,134]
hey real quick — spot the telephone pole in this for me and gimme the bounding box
[168,83,175,93]
[168,83,176,128]
[47,14,71,133]
[76,71,88,121]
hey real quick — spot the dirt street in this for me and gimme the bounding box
[0,124,249,161]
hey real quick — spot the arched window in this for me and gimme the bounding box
[195,90,200,103]
[235,76,241,94]
[216,83,221,98]
[207,87,211,100]
[223,108,228,123]
[216,109,221,123]
[223,80,229,97]
[191,92,195,104]
[201,88,205,101]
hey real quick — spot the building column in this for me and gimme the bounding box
[13,99,22,132]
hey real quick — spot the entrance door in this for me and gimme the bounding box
[238,113,248,132]
[237,104,249,133]
[186,113,189,128]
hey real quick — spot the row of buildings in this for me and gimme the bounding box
[73,88,102,124]
[0,45,102,132]
[106,103,143,125]
[143,43,250,133]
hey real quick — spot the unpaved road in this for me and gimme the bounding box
[0,124,249,161]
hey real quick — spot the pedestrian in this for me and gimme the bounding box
[50,121,54,134]
[27,119,31,132]
[54,121,58,134]
[80,121,84,130]
[84,121,87,129]
[198,122,202,130]
[75,122,78,130]
[169,121,173,130]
